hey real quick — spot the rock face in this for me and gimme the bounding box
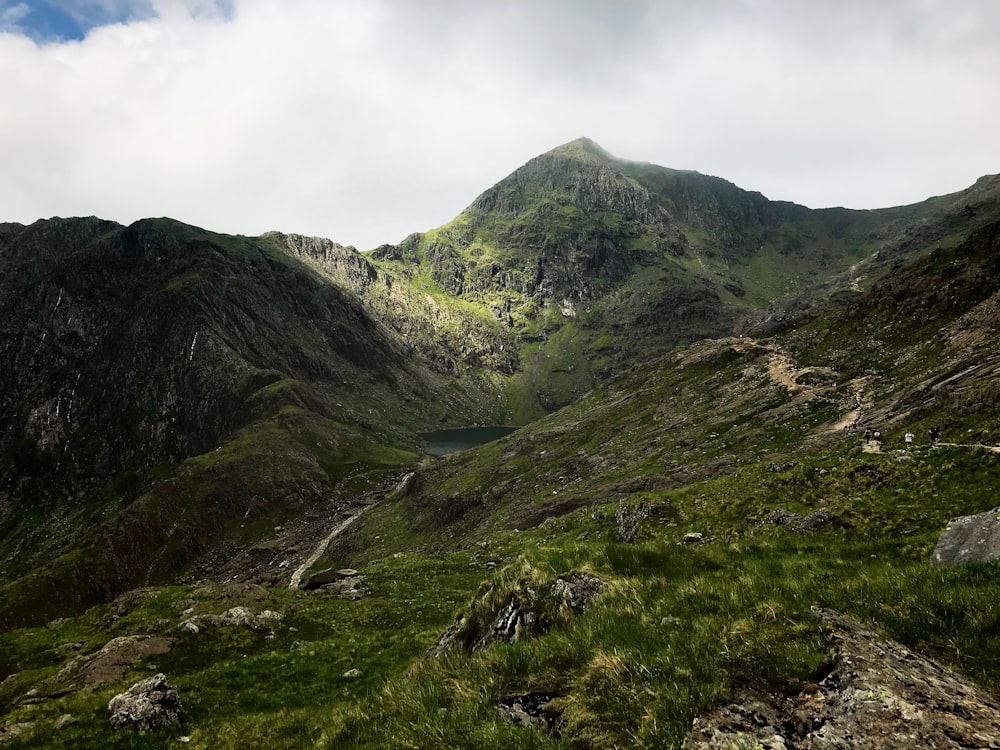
[107,673,183,731]
[930,506,1000,566]
[684,608,1000,749]
[428,572,608,657]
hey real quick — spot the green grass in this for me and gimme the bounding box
[2,442,998,748]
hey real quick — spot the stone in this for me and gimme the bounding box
[316,575,367,600]
[683,608,1000,749]
[108,673,183,731]
[73,635,172,687]
[219,606,256,628]
[498,692,565,734]
[762,509,798,526]
[615,502,652,543]
[931,506,1000,566]
[0,722,35,741]
[684,532,704,544]
[303,567,360,589]
[342,668,361,679]
[53,714,76,730]
[551,572,607,612]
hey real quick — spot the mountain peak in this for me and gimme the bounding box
[546,136,617,163]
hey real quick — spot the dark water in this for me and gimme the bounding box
[421,425,518,456]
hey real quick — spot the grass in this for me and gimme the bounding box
[2,427,998,749]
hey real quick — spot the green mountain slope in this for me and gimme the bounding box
[367,138,933,414]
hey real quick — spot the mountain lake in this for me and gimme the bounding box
[421,426,518,456]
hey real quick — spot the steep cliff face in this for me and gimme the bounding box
[0,217,509,626]
[265,231,519,375]
[0,217,409,496]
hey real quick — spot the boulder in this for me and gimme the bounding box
[931,506,1000,566]
[304,568,360,589]
[108,673,182,731]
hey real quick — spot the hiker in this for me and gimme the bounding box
[864,428,872,443]
[904,431,914,448]
[929,426,941,444]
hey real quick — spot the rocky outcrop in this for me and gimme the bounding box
[61,635,172,687]
[760,508,835,534]
[107,673,183,731]
[179,607,282,634]
[684,608,1000,749]
[931,505,1000,566]
[428,571,607,656]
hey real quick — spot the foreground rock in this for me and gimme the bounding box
[931,505,1000,566]
[108,673,182,731]
[61,636,172,687]
[428,571,607,656]
[684,608,1000,749]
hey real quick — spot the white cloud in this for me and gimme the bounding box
[0,2,29,33]
[1,0,999,248]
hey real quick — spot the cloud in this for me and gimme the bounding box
[1,0,999,248]
[0,2,29,34]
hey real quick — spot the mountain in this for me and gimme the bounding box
[370,137,946,413]
[0,217,509,625]
[1,140,1000,748]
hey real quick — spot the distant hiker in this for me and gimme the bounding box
[905,431,914,448]
[929,426,941,444]
[873,430,881,443]
[864,428,872,443]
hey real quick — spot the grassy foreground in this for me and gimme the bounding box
[2,443,997,748]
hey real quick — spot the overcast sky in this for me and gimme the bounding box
[2,1,999,249]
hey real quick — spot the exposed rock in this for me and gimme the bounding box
[769,461,798,473]
[684,532,705,544]
[303,567,359,589]
[476,595,538,649]
[762,509,798,526]
[760,509,833,534]
[315,575,367,600]
[0,722,35,742]
[430,572,607,656]
[684,608,1000,749]
[426,616,466,659]
[63,635,172,688]
[615,502,652,543]
[179,607,283,633]
[498,692,565,734]
[53,714,76,730]
[551,572,607,612]
[108,673,183,732]
[795,509,832,533]
[931,505,1000,566]
[342,669,362,679]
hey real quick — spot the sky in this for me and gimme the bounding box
[2,1,999,250]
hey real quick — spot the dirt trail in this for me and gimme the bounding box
[732,337,871,433]
[288,505,370,590]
